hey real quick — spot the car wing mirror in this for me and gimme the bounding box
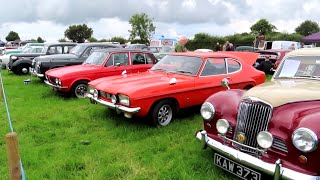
[221,78,230,89]
[115,63,121,67]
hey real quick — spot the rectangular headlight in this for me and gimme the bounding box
[118,94,130,106]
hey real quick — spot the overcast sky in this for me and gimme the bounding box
[0,0,319,42]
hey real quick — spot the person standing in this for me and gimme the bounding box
[175,35,188,52]
[257,56,273,74]
[253,36,260,48]
[288,43,296,50]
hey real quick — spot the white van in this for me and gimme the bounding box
[263,41,300,50]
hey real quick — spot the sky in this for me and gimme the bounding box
[0,0,319,42]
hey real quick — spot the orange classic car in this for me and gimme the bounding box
[86,52,265,126]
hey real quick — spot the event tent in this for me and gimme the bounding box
[301,32,320,43]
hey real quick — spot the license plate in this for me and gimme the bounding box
[214,153,261,180]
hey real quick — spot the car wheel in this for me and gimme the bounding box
[150,100,175,126]
[71,80,89,98]
[17,64,30,75]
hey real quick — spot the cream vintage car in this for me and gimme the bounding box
[196,48,320,179]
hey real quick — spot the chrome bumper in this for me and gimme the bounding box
[195,130,320,180]
[86,94,140,116]
[30,68,44,77]
[44,80,68,89]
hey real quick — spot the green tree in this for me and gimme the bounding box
[250,19,277,35]
[37,37,45,43]
[110,36,126,44]
[128,13,156,45]
[64,24,93,43]
[295,20,320,36]
[5,31,20,41]
[87,37,98,42]
[98,38,108,42]
[58,38,67,42]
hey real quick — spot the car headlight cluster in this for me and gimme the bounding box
[292,128,318,152]
[257,131,273,149]
[93,89,99,99]
[200,102,215,121]
[118,94,130,106]
[55,78,62,86]
[216,119,229,134]
[88,85,95,94]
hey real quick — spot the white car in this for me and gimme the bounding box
[0,46,43,67]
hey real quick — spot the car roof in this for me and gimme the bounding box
[44,42,78,46]
[286,48,320,57]
[76,43,121,48]
[93,48,150,53]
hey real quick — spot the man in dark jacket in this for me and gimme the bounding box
[257,56,273,74]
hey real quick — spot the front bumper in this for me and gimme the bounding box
[86,94,140,116]
[30,68,44,78]
[195,130,320,180]
[44,80,68,89]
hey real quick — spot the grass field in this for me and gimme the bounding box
[0,71,272,179]
[0,70,238,179]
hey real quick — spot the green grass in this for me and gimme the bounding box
[0,71,234,179]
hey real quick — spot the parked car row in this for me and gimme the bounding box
[6,40,319,179]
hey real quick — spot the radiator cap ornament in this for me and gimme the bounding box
[237,132,246,143]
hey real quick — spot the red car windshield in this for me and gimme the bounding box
[151,55,203,76]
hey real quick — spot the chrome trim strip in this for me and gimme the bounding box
[44,80,68,89]
[86,94,140,114]
[195,130,320,180]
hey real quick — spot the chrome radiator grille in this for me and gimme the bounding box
[233,98,272,153]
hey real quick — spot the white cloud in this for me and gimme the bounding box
[0,0,319,42]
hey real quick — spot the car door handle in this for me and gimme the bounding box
[226,77,231,79]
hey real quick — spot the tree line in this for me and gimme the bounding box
[4,14,320,50]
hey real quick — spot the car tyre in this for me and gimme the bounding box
[17,64,30,75]
[150,100,175,126]
[71,80,89,98]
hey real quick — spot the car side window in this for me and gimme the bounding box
[105,53,129,67]
[63,46,74,53]
[131,53,146,65]
[200,58,226,76]
[227,58,241,73]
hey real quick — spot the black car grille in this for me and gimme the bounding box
[100,91,112,99]
[49,77,57,85]
[233,98,272,153]
[272,137,288,153]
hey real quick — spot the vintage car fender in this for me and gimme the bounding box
[12,59,32,68]
[202,89,245,128]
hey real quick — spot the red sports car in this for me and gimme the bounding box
[86,51,265,126]
[45,48,158,98]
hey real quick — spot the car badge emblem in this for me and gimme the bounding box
[237,132,246,143]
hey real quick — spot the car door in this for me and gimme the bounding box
[130,52,155,73]
[225,58,246,89]
[194,58,228,105]
[100,52,131,77]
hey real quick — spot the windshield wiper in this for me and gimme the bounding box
[152,68,166,71]
[176,70,193,74]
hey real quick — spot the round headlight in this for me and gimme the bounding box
[55,78,59,84]
[257,131,273,149]
[93,89,98,98]
[88,86,94,94]
[292,128,318,152]
[111,94,117,104]
[216,119,229,134]
[200,102,215,120]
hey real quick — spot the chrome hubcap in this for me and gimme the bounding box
[22,68,28,74]
[75,84,87,98]
[157,104,173,126]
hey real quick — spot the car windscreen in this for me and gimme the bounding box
[70,45,86,56]
[83,52,109,66]
[275,56,320,79]
[151,55,203,76]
